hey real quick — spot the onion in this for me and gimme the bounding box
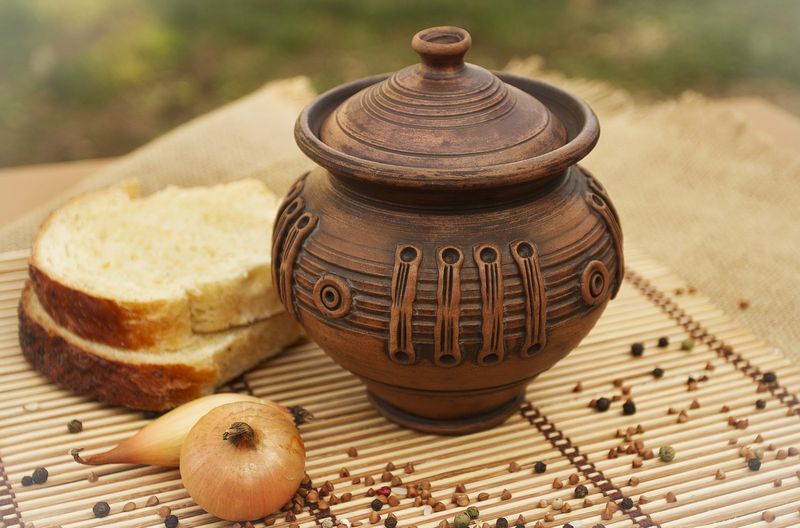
[179,401,306,521]
[71,393,265,467]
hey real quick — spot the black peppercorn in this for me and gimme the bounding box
[384,517,398,528]
[622,399,637,415]
[21,476,33,487]
[67,419,83,434]
[371,499,383,511]
[595,397,611,412]
[164,514,179,528]
[755,399,766,409]
[533,461,547,474]
[593,525,606,528]
[762,372,777,384]
[630,342,644,357]
[31,467,48,484]
[496,518,509,528]
[563,524,575,528]
[574,484,588,498]
[515,524,524,528]
[652,367,664,379]
[657,336,669,348]
[748,458,761,471]
[93,501,111,518]
[619,497,634,510]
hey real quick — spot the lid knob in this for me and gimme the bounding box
[411,26,471,73]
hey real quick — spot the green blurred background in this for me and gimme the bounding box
[1,0,799,168]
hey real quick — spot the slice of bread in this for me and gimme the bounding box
[30,179,284,350]
[19,283,301,410]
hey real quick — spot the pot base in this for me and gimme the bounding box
[367,390,524,435]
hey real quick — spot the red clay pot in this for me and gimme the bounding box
[273,26,622,434]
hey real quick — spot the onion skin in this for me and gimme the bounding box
[72,393,266,467]
[180,401,305,521]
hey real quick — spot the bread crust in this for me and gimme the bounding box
[19,286,213,410]
[30,264,189,350]
[18,283,301,411]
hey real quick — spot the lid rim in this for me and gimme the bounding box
[295,72,599,190]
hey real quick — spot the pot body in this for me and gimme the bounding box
[271,164,623,434]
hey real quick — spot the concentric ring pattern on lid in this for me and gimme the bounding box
[318,26,567,170]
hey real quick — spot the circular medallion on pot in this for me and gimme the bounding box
[313,275,352,318]
[581,260,610,306]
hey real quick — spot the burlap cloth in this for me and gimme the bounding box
[2,60,798,360]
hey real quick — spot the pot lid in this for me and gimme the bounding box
[317,26,567,170]
[295,26,599,189]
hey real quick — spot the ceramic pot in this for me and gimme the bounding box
[273,26,623,434]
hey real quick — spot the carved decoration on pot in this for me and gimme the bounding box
[273,26,623,434]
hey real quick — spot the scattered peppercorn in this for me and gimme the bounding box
[466,506,479,520]
[376,486,391,497]
[650,367,664,379]
[596,397,611,412]
[67,419,83,434]
[164,514,179,528]
[630,342,644,357]
[563,524,574,528]
[657,336,669,348]
[21,476,33,487]
[619,497,633,510]
[93,501,111,518]
[454,513,471,528]
[371,499,383,511]
[681,339,695,351]
[755,399,767,409]
[533,461,547,474]
[622,399,637,415]
[496,518,508,528]
[31,467,48,484]
[659,446,676,462]
[384,517,398,528]
[748,458,762,471]
[762,372,777,384]
[574,484,588,498]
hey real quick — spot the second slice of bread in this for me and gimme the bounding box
[31,179,285,350]
[19,283,301,410]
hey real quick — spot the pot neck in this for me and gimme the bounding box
[328,169,569,210]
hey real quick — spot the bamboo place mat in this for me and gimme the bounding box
[1,246,799,528]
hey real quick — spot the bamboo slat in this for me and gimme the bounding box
[0,246,798,528]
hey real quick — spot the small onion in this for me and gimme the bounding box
[179,401,305,521]
[71,393,265,467]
